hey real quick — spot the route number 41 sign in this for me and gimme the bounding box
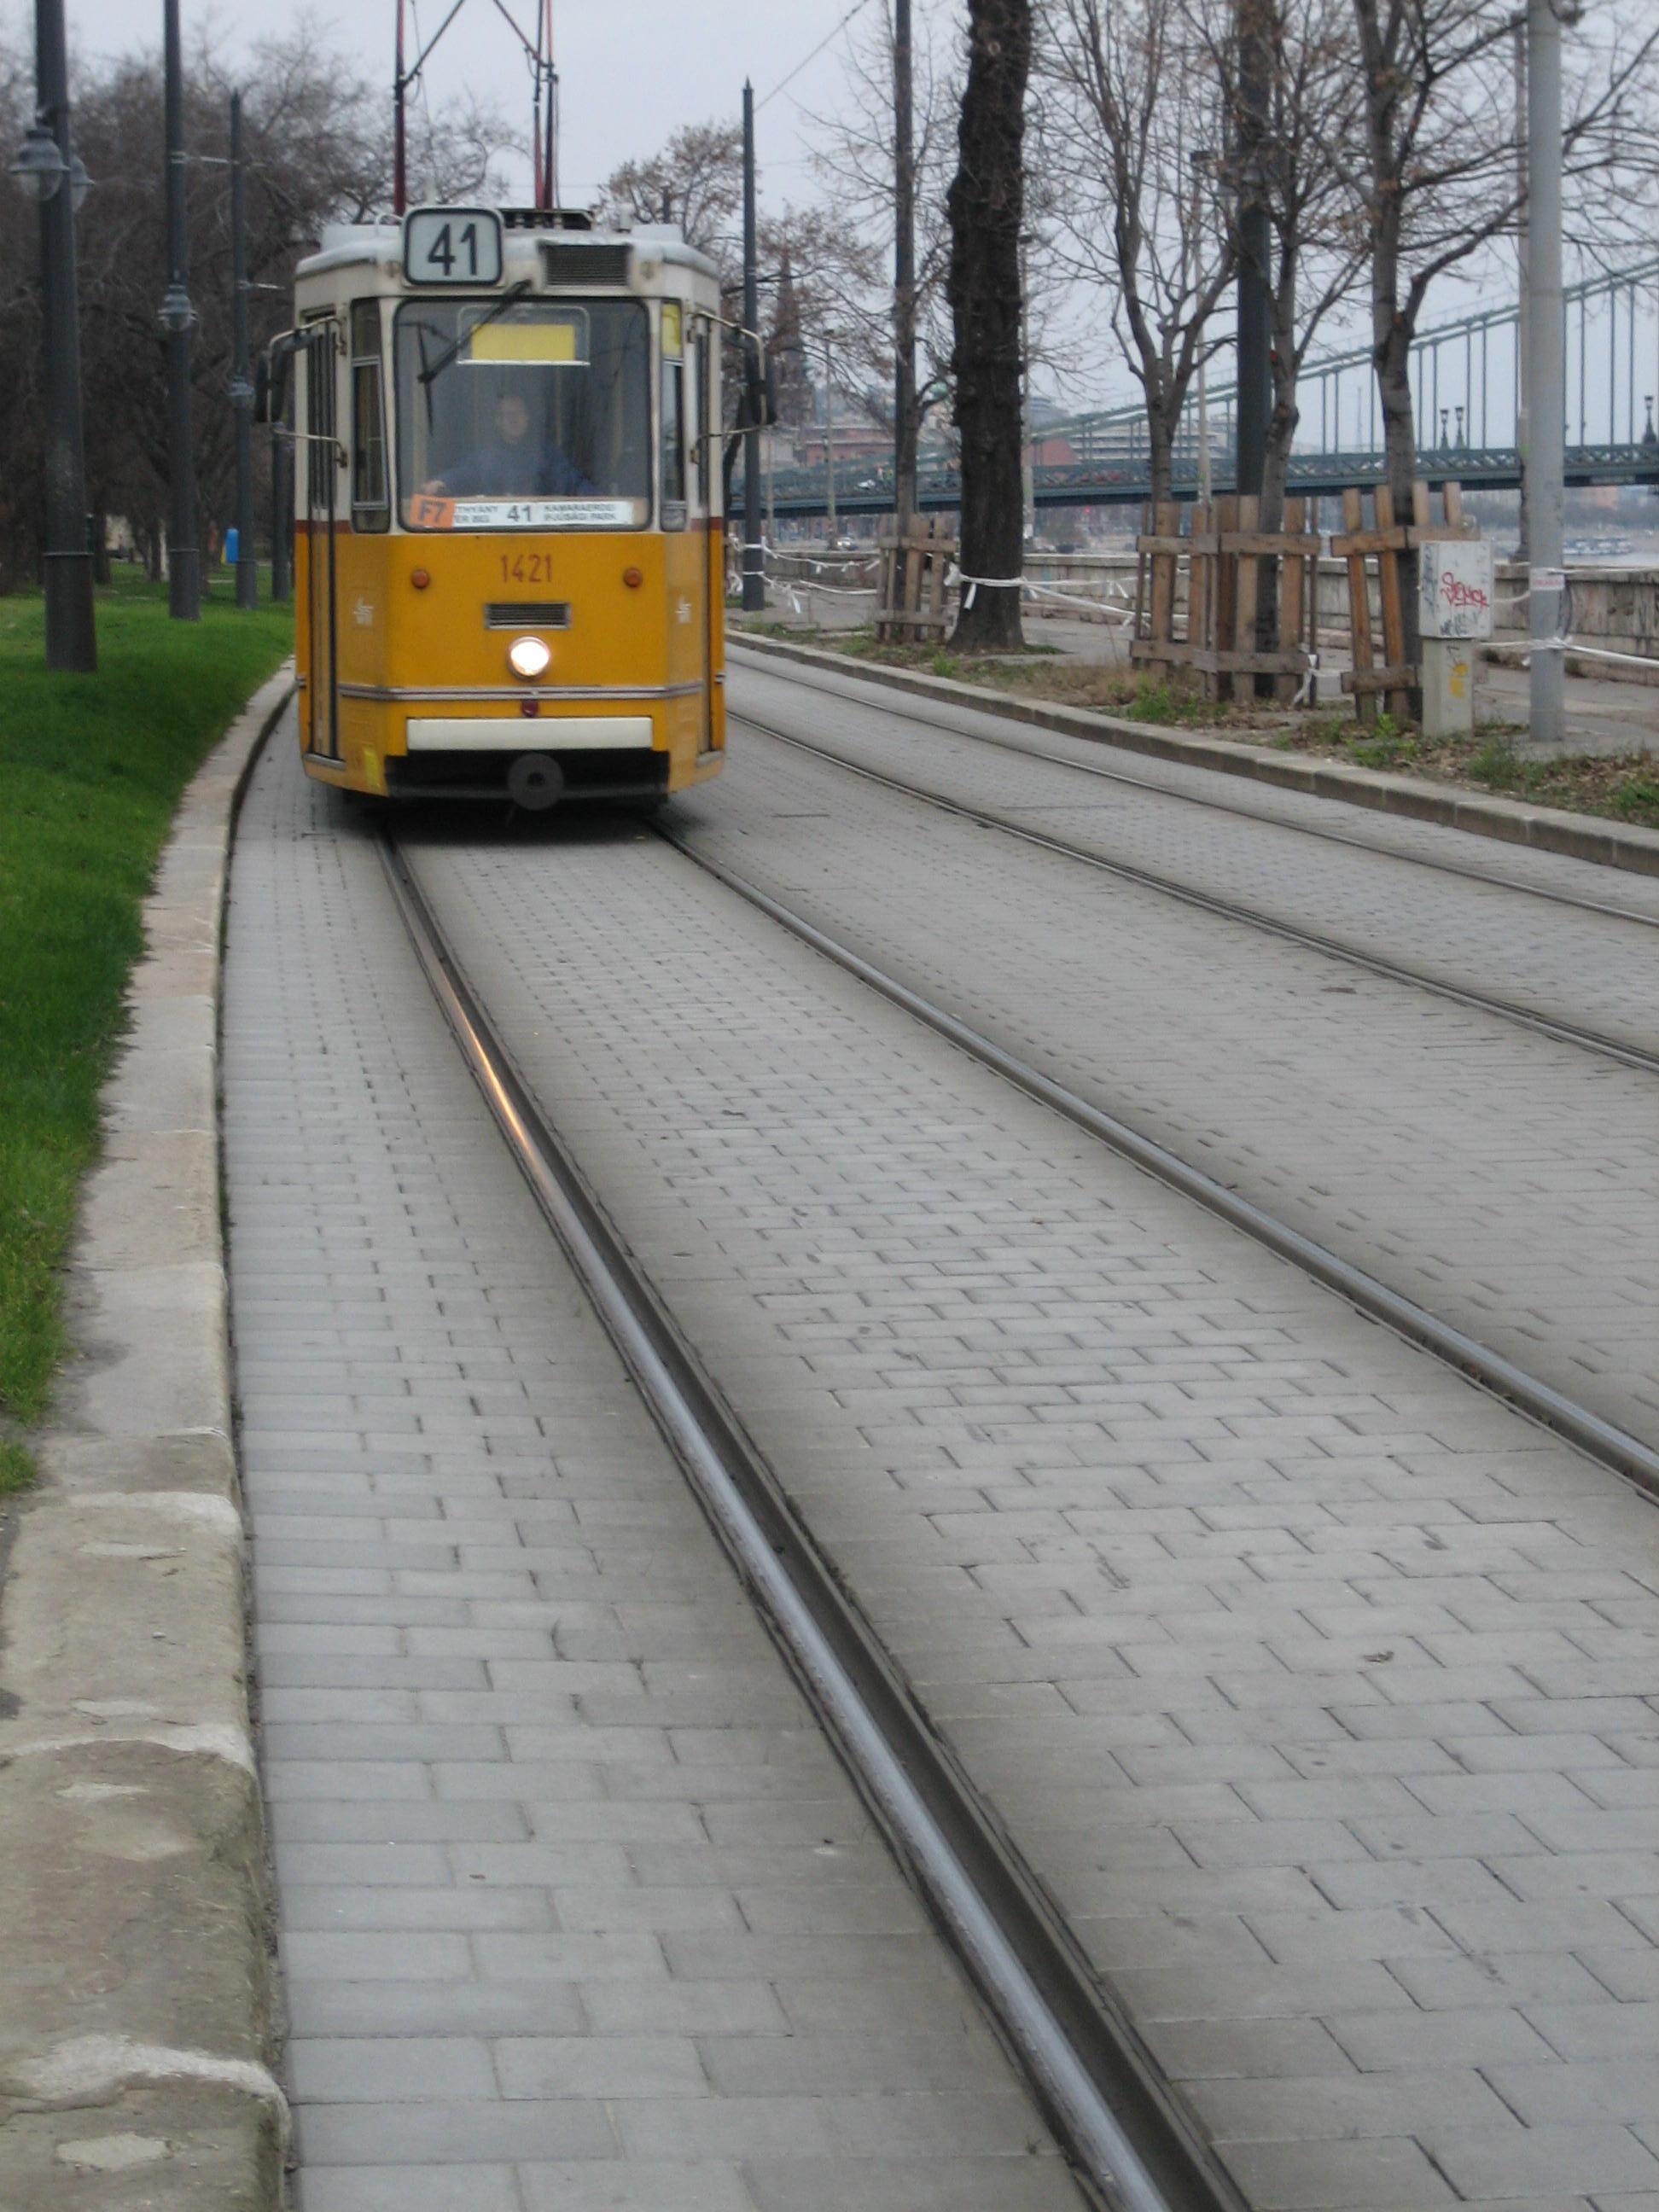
[1418,538,1494,641]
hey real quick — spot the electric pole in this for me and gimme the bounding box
[1234,0,1271,498]
[741,79,765,612]
[161,0,200,620]
[1526,0,1565,747]
[1512,23,1530,562]
[893,0,917,527]
[21,0,96,670]
[230,90,257,609]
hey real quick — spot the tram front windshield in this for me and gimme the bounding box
[395,298,650,528]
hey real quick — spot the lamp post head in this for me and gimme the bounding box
[10,121,65,204]
[159,282,197,335]
[68,153,92,212]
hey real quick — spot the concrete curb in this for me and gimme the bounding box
[0,667,294,2210]
[731,629,1659,878]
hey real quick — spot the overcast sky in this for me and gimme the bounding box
[51,0,1494,409]
[66,0,887,207]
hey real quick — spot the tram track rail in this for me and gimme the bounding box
[729,707,1659,1076]
[655,823,1659,1505]
[378,829,1246,2212]
[729,648,1659,933]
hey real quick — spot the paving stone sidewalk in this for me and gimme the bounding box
[407,814,1659,2212]
[731,645,1659,918]
[663,668,1659,1457]
[224,728,1085,2212]
[730,657,1659,1034]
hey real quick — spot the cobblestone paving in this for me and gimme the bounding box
[730,651,1659,969]
[667,674,1659,1454]
[407,812,1659,2212]
[224,729,1086,2212]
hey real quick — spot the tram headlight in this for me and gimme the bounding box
[507,635,552,681]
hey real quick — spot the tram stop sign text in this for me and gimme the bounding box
[1418,538,1494,641]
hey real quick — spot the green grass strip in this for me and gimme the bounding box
[0,1439,35,1495]
[0,568,292,1439]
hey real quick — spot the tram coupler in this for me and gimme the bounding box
[507,753,565,811]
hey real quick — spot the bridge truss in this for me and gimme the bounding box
[748,256,1659,519]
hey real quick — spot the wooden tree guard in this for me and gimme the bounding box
[1132,497,1320,701]
[875,514,957,643]
[1330,480,1477,724]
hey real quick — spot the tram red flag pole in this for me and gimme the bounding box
[393,0,407,216]
[543,0,558,208]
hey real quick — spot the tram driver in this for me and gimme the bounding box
[422,383,597,500]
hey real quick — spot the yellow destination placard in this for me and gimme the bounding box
[470,320,581,365]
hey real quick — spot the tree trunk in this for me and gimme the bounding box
[1376,320,1422,674]
[1376,323,1417,515]
[947,0,1031,652]
[1252,381,1300,677]
[1260,387,1297,535]
[1147,415,1174,506]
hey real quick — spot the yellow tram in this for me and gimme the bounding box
[281,205,725,808]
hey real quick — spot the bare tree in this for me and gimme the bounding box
[1039,0,1235,504]
[802,3,960,477]
[601,119,743,266]
[0,19,513,588]
[1345,0,1659,514]
[0,41,44,587]
[948,0,1031,649]
[1193,0,1369,527]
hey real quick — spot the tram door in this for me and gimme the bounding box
[300,325,341,760]
[692,321,718,753]
[663,306,710,759]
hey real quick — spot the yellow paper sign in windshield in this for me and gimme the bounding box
[469,320,581,365]
[661,302,683,358]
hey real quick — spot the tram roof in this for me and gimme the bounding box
[295,218,719,296]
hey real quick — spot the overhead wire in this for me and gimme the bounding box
[755,0,876,112]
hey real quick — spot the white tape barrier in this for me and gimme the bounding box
[952,568,1135,626]
[1484,636,1659,671]
[761,544,879,601]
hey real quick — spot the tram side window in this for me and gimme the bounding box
[351,302,390,531]
[661,358,686,524]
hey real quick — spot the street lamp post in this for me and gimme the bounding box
[893,0,917,531]
[1526,0,1565,748]
[1019,233,1035,546]
[741,80,765,613]
[824,332,837,544]
[161,0,200,620]
[12,0,96,671]
[230,90,257,609]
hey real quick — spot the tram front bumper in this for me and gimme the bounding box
[405,716,655,750]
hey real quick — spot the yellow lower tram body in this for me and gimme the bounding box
[296,526,725,808]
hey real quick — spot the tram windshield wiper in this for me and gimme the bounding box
[417,281,533,387]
